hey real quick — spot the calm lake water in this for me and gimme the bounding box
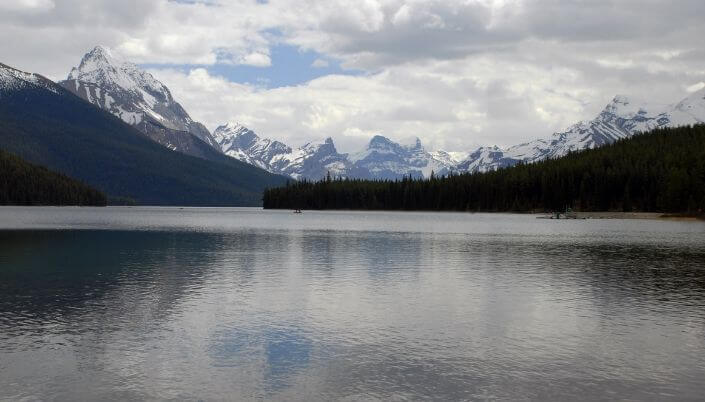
[1,207,705,401]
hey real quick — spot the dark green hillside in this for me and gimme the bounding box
[264,125,705,213]
[0,149,106,206]
[0,63,287,206]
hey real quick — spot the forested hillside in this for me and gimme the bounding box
[263,125,705,213]
[0,149,106,206]
[0,62,287,206]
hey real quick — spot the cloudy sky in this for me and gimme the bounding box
[1,0,704,152]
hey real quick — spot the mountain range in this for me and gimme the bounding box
[455,91,705,173]
[3,45,705,202]
[0,61,286,205]
[213,123,462,180]
[214,89,705,180]
[48,46,705,182]
[53,46,705,182]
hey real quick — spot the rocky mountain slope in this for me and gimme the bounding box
[0,62,58,95]
[458,90,705,173]
[213,89,703,180]
[0,61,287,206]
[59,46,219,158]
[217,88,705,180]
[50,46,705,181]
[347,136,454,179]
[213,124,457,180]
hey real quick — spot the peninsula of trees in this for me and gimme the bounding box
[0,149,107,206]
[263,125,705,214]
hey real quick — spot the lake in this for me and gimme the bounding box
[1,207,704,400]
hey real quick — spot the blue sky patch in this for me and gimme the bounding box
[141,44,362,88]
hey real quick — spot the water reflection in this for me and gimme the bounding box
[0,231,218,329]
[0,209,704,400]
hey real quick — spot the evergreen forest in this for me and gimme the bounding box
[0,149,107,206]
[263,125,705,214]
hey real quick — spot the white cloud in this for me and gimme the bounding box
[150,54,598,153]
[0,0,55,12]
[1,0,704,151]
[311,58,329,68]
[239,52,272,67]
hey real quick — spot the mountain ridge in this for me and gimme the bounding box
[18,46,705,182]
[214,88,705,180]
[262,124,705,213]
[0,61,287,206]
[59,46,220,159]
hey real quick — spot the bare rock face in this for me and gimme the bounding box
[213,123,456,180]
[60,46,219,156]
[214,88,705,180]
[59,48,705,180]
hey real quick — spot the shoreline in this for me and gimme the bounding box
[263,207,705,221]
[557,211,704,221]
[2,205,703,221]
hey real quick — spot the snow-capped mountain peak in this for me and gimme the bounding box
[60,46,217,152]
[67,45,115,80]
[212,122,251,143]
[409,137,424,151]
[299,137,341,161]
[213,127,460,180]
[674,87,705,123]
[368,135,399,149]
[305,137,336,148]
[455,89,705,174]
[156,85,705,181]
[213,123,293,172]
[68,46,120,79]
[602,94,669,120]
[213,86,705,181]
[272,136,349,180]
[67,46,171,108]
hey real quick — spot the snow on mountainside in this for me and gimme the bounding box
[455,146,513,173]
[278,138,350,180]
[214,123,349,180]
[457,90,705,173]
[0,62,59,96]
[349,136,454,179]
[214,123,292,172]
[673,87,705,125]
[59,46,218,154]
[216,88,704,180]
[214,125,456,180]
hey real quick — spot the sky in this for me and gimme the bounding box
[1,0,704,153]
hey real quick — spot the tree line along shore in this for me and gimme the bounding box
[0,149,106,206]
[263,125,705,215]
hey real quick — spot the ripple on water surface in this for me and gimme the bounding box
[0,207,704,400]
